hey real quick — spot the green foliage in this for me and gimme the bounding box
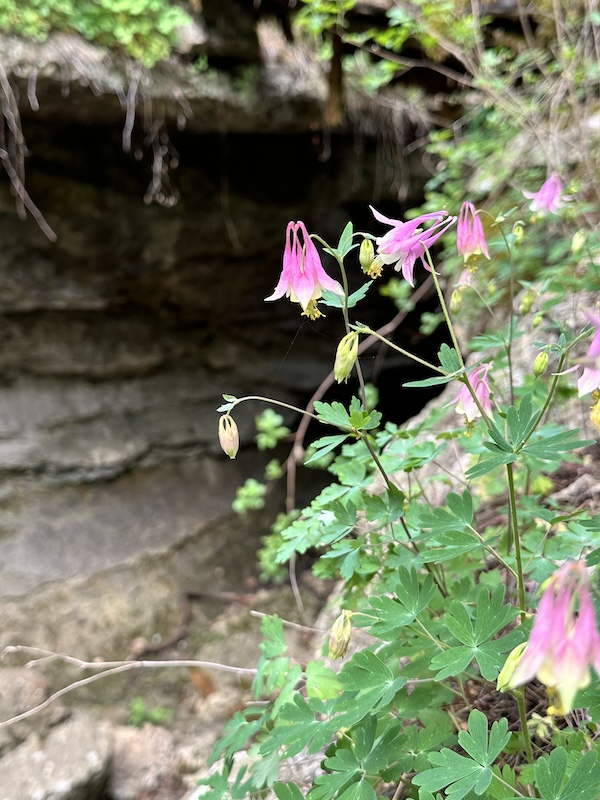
[0,0,191,65]
[128,696,174,727]
[255,409,291,451]
[208,3,600,799]
[232,478,266,514]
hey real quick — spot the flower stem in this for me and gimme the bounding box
[227,395,320,421]
[425,249,465,369]
[516,687,535,765]
[353,326,445,374]
[506,462,527,618]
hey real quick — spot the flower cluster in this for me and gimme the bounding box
[506,561,600,715]
[578,311,600,398]
[523,172,564,216]
[265,221,343,320]
[369,206,456,286]
[457,201,490,264]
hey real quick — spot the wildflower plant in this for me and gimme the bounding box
[210,160,600,800]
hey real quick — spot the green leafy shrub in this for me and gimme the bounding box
[0,0,192,65]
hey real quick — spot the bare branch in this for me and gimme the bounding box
[0,645,256,730]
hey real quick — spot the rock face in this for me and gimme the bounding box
[0,711,113,800]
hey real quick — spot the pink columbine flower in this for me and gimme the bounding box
[457,201,490,263]
[578,311,600,397]
[453,362,493,422]
[370,206,456,286]
[523,172,564,215]
[508,561,600,715]
[265,221,343,320]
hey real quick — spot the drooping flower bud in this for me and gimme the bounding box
[334,332,359,384]
[512,222,524,245]
[450,288,463,315]
[218,415,239,459]
[519,287,535,315]
[572,231,586,254]
[359,239,375,273]
[533,351,549,379]
[497,642,528,692]
[532,313,543,328]
[328,610,353,660]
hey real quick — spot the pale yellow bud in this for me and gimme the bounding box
[334,332,359,384]
[328,610,353,660]
[359,239,375,273]
[497,642,528,692]
[532,313,544,328]
[533,351,549,379]
[591,397,600,434]
[218,415,239,459]
[512,222,524,244]
[571,230,586,254]
[450,288,463,315]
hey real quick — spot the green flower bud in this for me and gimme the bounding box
[519,287,535,315]
[571,230,586,254]
[532,313,544,328]
[533,351,549,379]
[218,414,239,459]
[450,288,463,315]
[359,239,375,273]
[334,332,359,384]
[512,222,524,244]
[497,642,528,692]
[328,610,353,660]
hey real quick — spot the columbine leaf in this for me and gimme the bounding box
[438,343,463,374]
[314,400,352,428]
[558,750,600,800]
[260,695,337,758]
[473,585,519,642]
[338,780,377,800]
[304,434,349,465]
[430,645,474,680]
[305,661,342,700]
[259,614,287,658]
[413,748,489,800]
[505,393,541,449]
[415,711,509,800]
[534,747,567,800]
[522,430,595,460]
[403,373,457,388]
[458,710,509,765]
[274,782,306,800]
[347,282,372,308]
[335,650,406,719]
[338,220,354,255]
[534,748,600,800]
[466,453,517,479]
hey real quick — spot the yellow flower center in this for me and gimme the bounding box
[302,300,322,321]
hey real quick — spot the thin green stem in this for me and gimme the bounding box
[353,326,445,374]
[227,395,320,421]
[467,525,518,579]
[516,687,535,765]
[506,462,527,618]
[359,432,448,597]
[424,249,465,369]
[519,327,591,450]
